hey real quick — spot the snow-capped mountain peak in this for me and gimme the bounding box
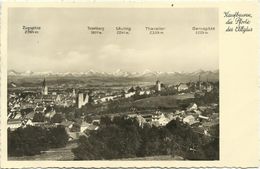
[7,69,219,80]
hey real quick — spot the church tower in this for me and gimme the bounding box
[156,80,161,92]
[42,78,48,95]
[77,93,89,108]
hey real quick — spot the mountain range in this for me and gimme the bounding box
[8,69,219,82]
[8,69,218,77]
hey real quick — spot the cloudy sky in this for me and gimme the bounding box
[8,8,218,73]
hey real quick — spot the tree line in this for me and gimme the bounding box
[72,116,219,160]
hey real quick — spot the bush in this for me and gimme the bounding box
[51,113,63,123]
[32,113,45,122]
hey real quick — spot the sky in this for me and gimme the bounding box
[8,8,218,73]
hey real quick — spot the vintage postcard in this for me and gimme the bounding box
[0,1,259,168]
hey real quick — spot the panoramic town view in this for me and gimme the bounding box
[7,8,219,160]
[7,69,219,160]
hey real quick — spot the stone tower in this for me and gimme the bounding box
[42,78,48,95]
[156,80,161,92]
[78,93,89,108]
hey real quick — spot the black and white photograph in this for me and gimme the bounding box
[6,7,219,161]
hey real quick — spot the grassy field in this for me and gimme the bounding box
[8,142,77,161]
[174,93,195,100]
[133,96,178,109]
[132,94,193,110]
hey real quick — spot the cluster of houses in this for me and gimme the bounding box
[8,78,218,139]
[170,81,214,93]
[91,86,152,105]
[88,79,215,106]
[8,78,216,117]
[8,107,100,140]
[8,101,218,140]
[126,102,219,136]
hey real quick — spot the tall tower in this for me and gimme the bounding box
[156,80,161,92]
[42,78,48,95]
[72,89,76,97]
[78,93,89,108]
[198,75,202,91]
[78,93,84,108]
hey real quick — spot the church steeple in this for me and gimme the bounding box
[42,78,48,95]
[42,78,46,88]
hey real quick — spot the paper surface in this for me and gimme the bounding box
[0,1,259,168]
